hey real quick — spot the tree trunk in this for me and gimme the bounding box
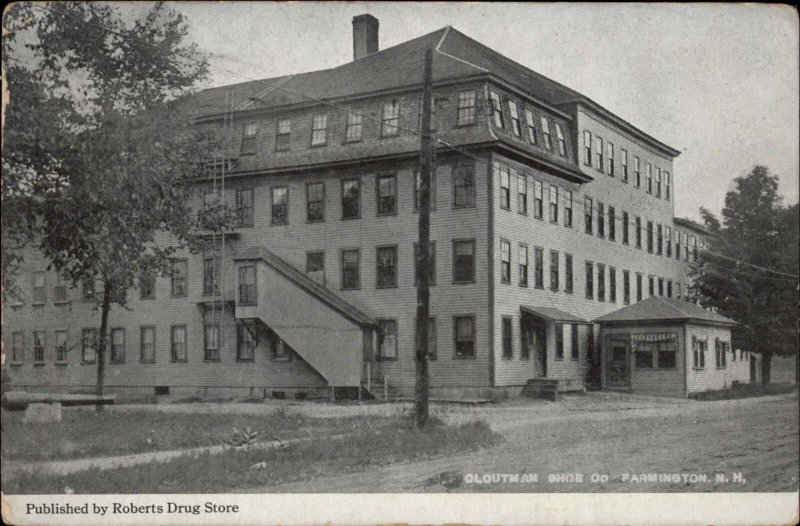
[761,351,772,385]
[95,279,112,411]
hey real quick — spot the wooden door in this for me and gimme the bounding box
[606,337,630,389]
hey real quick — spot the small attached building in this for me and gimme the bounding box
[595,297,744,397]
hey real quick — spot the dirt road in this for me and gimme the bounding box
[249,392,798,493]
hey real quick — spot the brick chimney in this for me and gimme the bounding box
[352,14,379,60]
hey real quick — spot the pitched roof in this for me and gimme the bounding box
[234,246,376,328]
[674,217,715,237]
[594,296,737,325]
[521,305,588,324]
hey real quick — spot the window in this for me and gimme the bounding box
[306,251,325,285]
[647,221,654,253]
[415,317,438,360]
[585,261,594,300]
[608,206,616,241]
[82,328,97,363]
[606,142,614,175]
[622,211,629,244]
[658,338,677,368]
[621,149,629,182]
[623,270,631,305]
[139,271,155,299]
[345,112,362,142]
[238,265,256,304]
[82,276,95,301]
[657,224,663,255]
[564,190,573,227]
[454,316,476,358]
[520,318,531,360]
[595,136,604,171]
[549,185,559,223]
[241,122,258,155]
[55,330,68,362]
[648,275,655,297]
[692,235,698,260]
[271,332,291,361]
[341,249,360,290]
[140,327,155,363]
[32,271,46,304]
[635,341,653,368]
[270,186,288,224]
[715,339,729,368]
[541,117,552,149]
[555,323,564,360]
[502,317,513,359]
[609,266,617,303]
[171,325,187,363]
[381,100,400,137]
[237,323,255,361]
[565,254,573,293]
[414,242,436,286]
[377,319,398,360]
[517,172,528,215]
[554,123,566,156]
[667,280,673,297]
[597,202,605,238]
[376,174,397,215]
[507,101,521,136]
[534,247,544,289]
[341,178,361,219]
[453,240,476,283]
[517,243,528,286]
[571,324,579,360]
[305,182,325,222]
[584,197,593,234]
[500,240,511,284]
[693,336,707,369]
[684,233,690,262]
[111,328,125,363]
[676,282,682,299]
[170,259,187,297]
[533,180,544,219]
[489,91,504,128]
[376,246,398,288]
[526,109,538,145]
[413,168,436,211]
[33,331,45,363]
[12,332,24,362]
[597,263,606,302]
[550,250,559,291]
[418,96,438,132]
[453,164,475,208]
[54,274,67,303]
[236,188,254,227]
[665,171,671,200]
[655,167,662,198]
[665,227,672,257]
[457,90,476,126]
[310,114,328,146]
[203,257,220,296]
[498,164,511,210]
[204,324,220,361]
[633,156,641,187]
[658,277,664,296]
[636,273,643,302]
[583,130,592,165]
[635,216,642,248]
[275,118,291,151]
[646,163,653,193]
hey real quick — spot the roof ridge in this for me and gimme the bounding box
[655,295,697,318]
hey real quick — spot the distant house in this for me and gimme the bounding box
[595,296,748,397]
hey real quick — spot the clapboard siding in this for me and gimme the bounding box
[686,324,745,393]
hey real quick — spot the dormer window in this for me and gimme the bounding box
[507,101,521,137]
[456,90,476,126]
[541,117,552,149]
[489,91,504,128]
[554,123,566,156]
[526,109,538,145]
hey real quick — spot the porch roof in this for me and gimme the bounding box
[593,296,737,326]
[520,305,588,324]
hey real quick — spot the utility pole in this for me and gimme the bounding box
[415,47,433,428]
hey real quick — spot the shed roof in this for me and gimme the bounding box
[521,305,588,324]
[594,296,737,326]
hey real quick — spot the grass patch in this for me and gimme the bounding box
[2,415,500,494]
[1,406,384,461]
[689,382,797,401]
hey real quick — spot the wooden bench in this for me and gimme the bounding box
[1,391,115,411]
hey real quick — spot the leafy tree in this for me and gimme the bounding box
[690,166,799,383]
[2,2,230,403]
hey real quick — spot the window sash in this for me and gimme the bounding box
[237,324,256,361]
[342,179,361,219]
[306,182,325,222]
[55,331,68,362]
[555,123,566,155]
[33,331,45,362]
[238,266,257,304]
[550,250,559,291]
[453,165,475,208]
[489,91,504,128]
[377,175,397,215]
[342,250,360,289]
[541,117,552,149]
[381,101,400,136]
[456,91,476,126]
[518,244,528,286]
[110,328,125,363]
[414,242,436,286]
[171,326,187,362]
[345,112,363,141]
[376,246,398,288]
[526,109,538,145]
[82,329,97,363]
[508,101,521,136]
[378,320,398,359]
[271,187,288,224]
[534,248,544,289]
[204,325,220,361]
[453,240,475,283]
[311,114,328,145]
[140,327,156,362]
[414,169,437,211]
[236,189,254,226]
[171,260,188,297]
[500,240,511,283]
[565,255,573,293]
[454,316,475,358]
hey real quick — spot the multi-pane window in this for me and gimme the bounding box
[376,246,398,288]
[306,251,325,285]
[55,330,68,362]
[241,122,258,155]
[12,331,24,363]
[606,142,614,175]
[664,171,671,200]
[415,317,437,360]
[657,224,663,255]
[501,317,513,359]
[33,330,45,363]
[507,101,521,136]
[564,190,573,227]
[238,265,256,304]
[636,273,643,302]
[622,211,629,244]
[534,248,544,289]
[377,319,398,360]
[345,112,363,142]
[675,230,682,259]
[518,244,528,286]
[541,117,552,149]
[655,167,662,197]
[500,240,511,284]
[237,323,255,361]
[584,197,593,234]
[597,202,605,238]
[692,235,698,260]
[342,179,361,219]
[621,149,629,182]
[171,325,187,363]
[555,123,566,156]
[608,206,616,241]
[648,275,655,297]
[635,216,642,248]
[414,242,436,286]
[585,261,594,300]
[170,259,187,297]
[453,164,475,208]
[489,91,504,128]
[571,324,579,361]
[140,326,155,363]
[139,271,155,299]
[413,168,436,211]
[376,174,397,215]
[203,324,220,361]
[583,130,592,165]
[82,328,97,363]
[597,263,606,302]
[667,280,673,297]
[665,226,672,256]
[111,328,125,363]
[341,249,360,290]
[633,156,641,187]
[275,118,291,151]
[454,315,476,358]
[684,232,690,262]
[32,271,46,304]
[517,172,527,215]
[565,254,574,293]
[549,185,559,223]
[555,323,564,360]
[498,164,511,210]
[647,221,654,253]
[311,114,328,146]
[526,109,538,145]
[533,180,544,219]
[609,267,617,303]
[203,256,220,296]
[550,250,559,291]
[54,274,67,303]
[381,100,400,137]
[646,163,653,193]
[595,136,604,171]
[271,186,288,224]
[623,270,631,305]
[457,90,476,126]
[693,336,707,369]
[453,240,476,283]
[306,182,325,222]
[236,188,254,227]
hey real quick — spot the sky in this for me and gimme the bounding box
[128,3,799,221]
